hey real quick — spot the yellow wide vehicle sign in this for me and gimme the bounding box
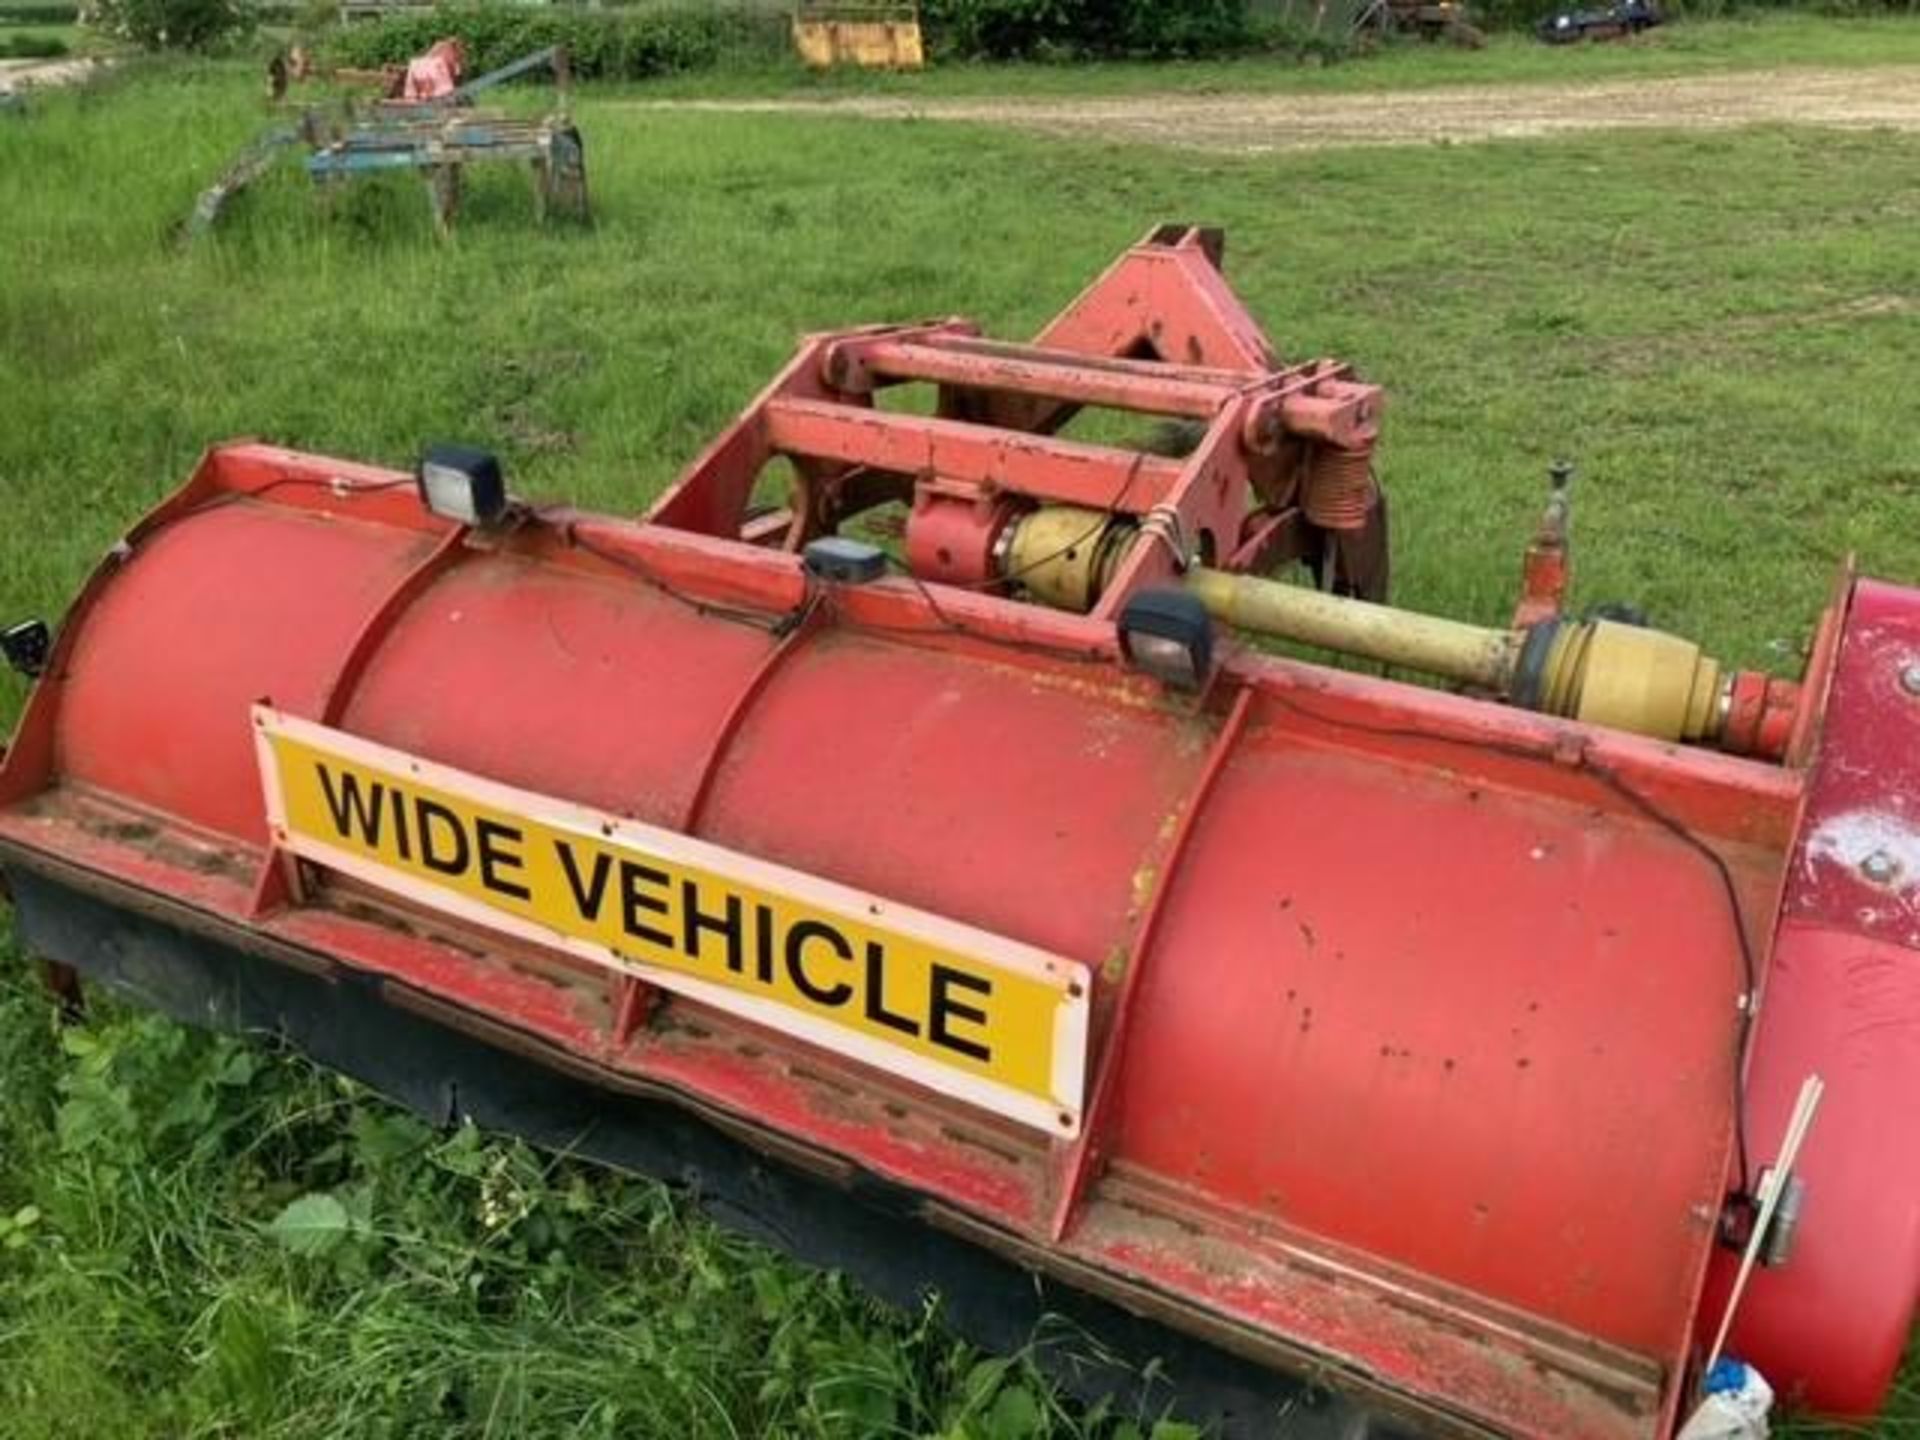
[254,707,1090,1136]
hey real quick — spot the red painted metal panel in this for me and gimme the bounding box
[1105,705,1767,1358]
[56,501,441,843]
[339,555,782,830]
[1070,1199,1666,1440]
[692,630,1211,966]
[1700,578,1920,1414]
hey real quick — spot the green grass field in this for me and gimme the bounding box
[0,27,77,56]
[2,35,1919,1437]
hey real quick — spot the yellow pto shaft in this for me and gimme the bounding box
[1184,567,1724,746]
[1000,505,1759,752]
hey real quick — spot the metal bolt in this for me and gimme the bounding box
[1901,663,1920,697]
[1861,850,1901,885]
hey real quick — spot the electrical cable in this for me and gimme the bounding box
[146,475,424,559]
[844,556,1113,667]
[564,526,803,636]
[238,475,416,499]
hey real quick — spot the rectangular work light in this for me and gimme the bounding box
[417,444,509,529]
[1118,589,1214,691]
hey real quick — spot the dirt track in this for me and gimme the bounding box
[0,57,100,94]
[645,64,1920,152]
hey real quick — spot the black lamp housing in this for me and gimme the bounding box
[1,618,51,679]
[801,537,888,585]
[417,444,509,529]
[1117,588,1214,691]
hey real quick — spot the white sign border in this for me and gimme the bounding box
[253,705,1090,1138]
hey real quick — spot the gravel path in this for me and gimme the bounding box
[637,64,1920,152]
[0,57,101,95]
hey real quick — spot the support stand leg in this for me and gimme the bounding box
[426,164,461,238]
[34,957,84,1023]
[530,157,550,224]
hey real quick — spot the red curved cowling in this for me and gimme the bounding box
[1,461,1915,1429]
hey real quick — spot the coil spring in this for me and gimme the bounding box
[1302,444,1377,531]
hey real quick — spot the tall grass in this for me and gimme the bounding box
[0,962,1181,1439]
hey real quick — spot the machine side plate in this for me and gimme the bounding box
[254,706,1091,1135]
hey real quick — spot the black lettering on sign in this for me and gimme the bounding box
[619,860,674,951]
[785,919,853,1006]
[317,765,384,845]
[929,964,993,1062]
[391,785,413,862]
[753,902,776,984]
[862,941,920,1037]
[555,841,612,920]
[416,798,470,877]
[475,817,530,902]
[682,879,745,974]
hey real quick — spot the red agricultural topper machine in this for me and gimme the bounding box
[1,225,1915,1439]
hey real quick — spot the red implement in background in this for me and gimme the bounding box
[399,38,464,101]
[0,226,1914,1439]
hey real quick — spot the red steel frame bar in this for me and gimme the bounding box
[846,336,1249,418]
[1048,685,1254,1241]
[649,225,1385,610]
[761,398,1188,514]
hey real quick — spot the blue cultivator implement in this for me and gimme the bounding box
[306,109,587,235]
[184,44,587,240]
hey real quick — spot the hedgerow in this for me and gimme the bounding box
[320,0,1353,79]
[921,0,1256,58]
[324,4,788,81]
[0,31,68,54]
